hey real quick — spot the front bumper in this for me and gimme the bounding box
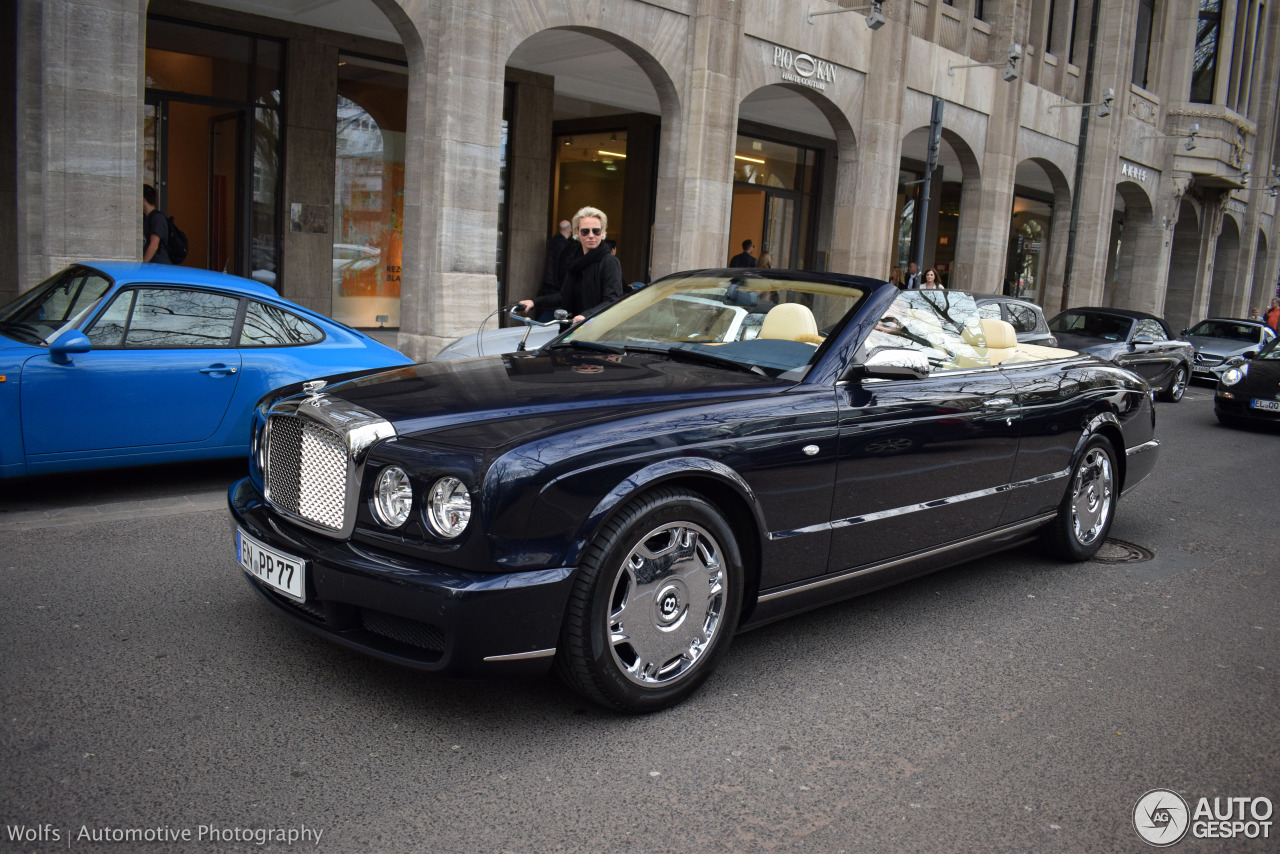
[1215,393,1280,423]
[228,477,576,676]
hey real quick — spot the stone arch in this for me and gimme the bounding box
[503,13,689,276]
[897,123,981,286]
[1009,157,1072,307]
[733,82,858,273]
[1104,181,1157,310]
[1208,214,1242,318]
[1163,199,1201,329]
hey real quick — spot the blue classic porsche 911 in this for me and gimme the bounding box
[0,262,411,478]
[229,269,1161,712]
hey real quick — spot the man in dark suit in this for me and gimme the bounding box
[729,239,757,268]
[904,261,921,289]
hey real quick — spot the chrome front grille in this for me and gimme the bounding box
[265,415,349,530]
[259,394,397,539]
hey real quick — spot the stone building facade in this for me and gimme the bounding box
[4,0,1278,360]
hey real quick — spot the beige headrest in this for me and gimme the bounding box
[760,303,819,340]
[980,317,1018,349]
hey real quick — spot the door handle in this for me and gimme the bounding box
[200,364,238,375]
[982,397,1014,409]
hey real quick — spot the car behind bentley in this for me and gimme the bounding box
[229,270,1160,712]
[1214,333,1280,426]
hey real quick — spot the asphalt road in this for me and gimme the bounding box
[2,384,1277,853]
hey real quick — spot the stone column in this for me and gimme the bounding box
[14,0,146,292]
[956,1,1024,293]
[504,69,554,306]
[280,41,339,312]
[847,0,913,276]
[396,0,504,361]
[659,0,744,276]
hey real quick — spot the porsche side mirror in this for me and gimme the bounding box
[48,329,91,365]
[1132,336,1155,346]
[847,348,931,380]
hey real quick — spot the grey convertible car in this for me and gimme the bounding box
[1048,307,1194,402]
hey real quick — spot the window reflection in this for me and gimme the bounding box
[333,55,408,329]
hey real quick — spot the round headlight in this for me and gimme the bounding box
[426,477,471,539]
[373,466,413,528]
[1220,367,1245,386]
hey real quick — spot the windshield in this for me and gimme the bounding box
[0,267,113,345]
[1188,320,1265,343]
[563,274,868,378]
[1049,311,1132,341]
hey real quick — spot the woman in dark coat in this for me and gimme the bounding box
[519,206,624,323]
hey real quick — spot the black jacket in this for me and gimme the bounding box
[533,246,624,317]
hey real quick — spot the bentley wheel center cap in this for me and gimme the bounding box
[654,582,687,628]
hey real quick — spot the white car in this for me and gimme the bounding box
[435,291,765,361]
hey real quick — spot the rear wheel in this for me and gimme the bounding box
[556,488,744,713]
[1159,365,1188,402]
[1041,435,1117,561]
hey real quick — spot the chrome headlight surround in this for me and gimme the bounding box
[1220,363,1247,386]
[372,465,413,528]
[425,477,472,539]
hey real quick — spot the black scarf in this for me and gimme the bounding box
[567,245,610,278]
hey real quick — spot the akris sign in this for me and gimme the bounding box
[772,46,837,91]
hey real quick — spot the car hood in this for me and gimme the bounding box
[1187,335,1255,356]
[434,325,559,361]
[317,349,791,448]
[1237,358,1280,394]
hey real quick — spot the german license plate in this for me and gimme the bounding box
[1251,399,1280,412]
[237,528,306,601]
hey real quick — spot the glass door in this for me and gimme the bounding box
[209,112,245,275]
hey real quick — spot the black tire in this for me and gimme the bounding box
[1040,435,1118,561]
[555,488,744,713]
[1158,364,1188,402]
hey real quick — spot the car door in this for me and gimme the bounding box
[1119,317,1176,389]
[825,291,1020,578]
[20,286,243,455]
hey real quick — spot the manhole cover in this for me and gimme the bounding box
[1091,538,1154,564]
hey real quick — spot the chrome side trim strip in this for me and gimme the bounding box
[758,513,1056,604]
[1125,439,1160,456]
[769,468,1070,540]
[483,647,557,663]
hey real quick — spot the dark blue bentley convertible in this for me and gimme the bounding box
[229,270,1160,712]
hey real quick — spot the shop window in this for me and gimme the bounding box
[333,54,408,328]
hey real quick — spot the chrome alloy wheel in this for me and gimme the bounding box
[607,522,726,687]
[1070,447,1113,545]
[1168,367,1187,401]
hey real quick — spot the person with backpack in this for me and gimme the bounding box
[141,184,189,265]
[142,184,172,264]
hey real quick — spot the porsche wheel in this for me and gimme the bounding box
[556,488,744,713]
[1041,435,1117,561]
[1159,365,1188,402]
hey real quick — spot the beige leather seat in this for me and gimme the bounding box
[980,317,1019,364]
[760,303,823,345]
